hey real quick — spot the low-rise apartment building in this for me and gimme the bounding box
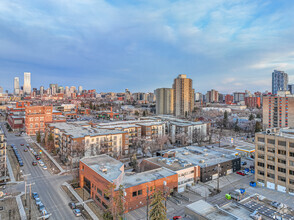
[255,128,294,195]
[79,155,178,213]
[0,127,7,179]
[46,122,129,165]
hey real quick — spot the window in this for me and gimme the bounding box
[258,145,265,151]
[278,159,286,164]
[267,156,275,162]
[278,176,286,182]
[278,141,286,147]
[290,179,294,185]
[267,164,275,170]
[258,154,265,159]
[290,161,294,166]
[257,162,264,167]
[267,148,275,153]
[278,167,286,173]
[104,194,110,201]
[257,170,264,176]
[267,139,275,145]
[132,191,137,197]
[150,186,153,192]
[289,170,294,175]
[97,188,102,195]
[267,173,275,179]
[290,152,294,157]
[290,143,294,148]
[138,190,142,196]
[102,201,108,209]
[95,195,101,203]
[258,137,265,142]
[278,150,286,155]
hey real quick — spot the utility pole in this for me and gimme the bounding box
[217,163,220,193]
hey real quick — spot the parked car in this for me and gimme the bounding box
[20,143,24,146]
[73,209,81,217]
[69,202,76,209]
[19,161,24,167]
[236,171,246,176]
[24,148,28,152]
[36,156,41,160]
[38,203,45,212]
[173,216,182,220]
[38,160,44,166]
[41,209,50,219]
[32,192,39,199]
[35,198,42,206]
[241,161,247,166]
[32,161,37,166]
[42,165,47,170]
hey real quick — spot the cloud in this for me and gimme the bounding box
[0,0,294,93]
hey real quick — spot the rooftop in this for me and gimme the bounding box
[48,122,126,138]
[81,154,124,182]
[122,167,177,188]
[161,146,239,167]
[259,127,294,139]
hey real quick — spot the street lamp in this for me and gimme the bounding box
[123,191,127,220]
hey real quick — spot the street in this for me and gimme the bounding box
[2,122,76,220]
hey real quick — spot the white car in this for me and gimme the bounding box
[38,160,44,166]
[42,165,47,170]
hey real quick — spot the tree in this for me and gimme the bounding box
[192,128,204,146]
[255,121,262,132]
[134,111,139,116]
[103,183,124,220]
[47,133,54,152]
[249,113,254,121]
[149,190,167,220]
[36,130,41,143]
[223,111,228,128]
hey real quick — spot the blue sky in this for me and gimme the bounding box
[0,0,294,93]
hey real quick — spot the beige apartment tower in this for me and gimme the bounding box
[255,128,294,195]
[263,94,294,128]
[172,74,194,117]
[155,88,174,115]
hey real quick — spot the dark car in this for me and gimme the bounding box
[69,202,76,209]
[241,161,247,166]
[20,143,24,146]
[35,156,41,160]
[32,192,39,199]
[32,161,37,166]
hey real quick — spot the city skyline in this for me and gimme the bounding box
[1,1,294,93]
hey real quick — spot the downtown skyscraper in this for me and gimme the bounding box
[14,77,20,95]
[272,70,288,95]
[23,72,31,95]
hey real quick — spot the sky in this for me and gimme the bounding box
[1,0,294,94]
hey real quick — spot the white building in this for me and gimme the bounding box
[14,77,20,95]
[23,72,31,95]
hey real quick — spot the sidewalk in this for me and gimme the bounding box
[16,192,26,220]
[26,135,65,174]
[6,152,15,182]
[62,182,99,220]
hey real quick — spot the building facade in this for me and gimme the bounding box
[245,97,261,108]
[173,74,194,117]
[23,72,31,95]
[14,77,20,95]
[255,128,294,195]
[272,70,288,95]
[25,105,53,135]
[263,95,294,128]
[155,88,174,115]
[206,89,219,103]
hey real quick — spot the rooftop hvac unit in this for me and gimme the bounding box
[203,149,208,152]
[199,160,205,163]
[99,166,107,173]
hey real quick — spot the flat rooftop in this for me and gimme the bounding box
[122,167,177,189]
[48,122,126,138]
[161,146,239,167]
[81,155,123,182]
[146,157,194,171]
[259,127,294,139]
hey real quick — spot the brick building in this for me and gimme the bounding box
[25,106,53,135]
[225,94,234,105]
[245,97,261,108]
[79,155,178,213]
[263,94,294,128]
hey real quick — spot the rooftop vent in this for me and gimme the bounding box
[199,160,205,163]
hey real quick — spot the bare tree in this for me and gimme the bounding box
[192,128,204,146]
